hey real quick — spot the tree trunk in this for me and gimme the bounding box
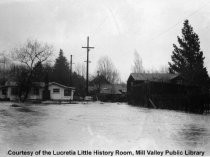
[23,71,33,102]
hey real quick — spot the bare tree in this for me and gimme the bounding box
[131,50,144,73]
[74,63,86,78]
[144,65,169,74]
[14,39,53,70]
[159,65,169,73]
[12,39,53,101]
[0,51,13,70]
[0,52,16,84]
[97,56,120,84]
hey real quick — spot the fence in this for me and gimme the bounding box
[128,82,209,114]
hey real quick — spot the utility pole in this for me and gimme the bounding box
[82,36,94,96]
[70,55,73,86]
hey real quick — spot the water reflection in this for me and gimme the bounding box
[0,102,209,156]
[0,109,11,117]
[0,105,48,149]
[14,106,35,113]
[178,124,209,147]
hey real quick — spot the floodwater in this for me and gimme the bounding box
[0,102,210,157]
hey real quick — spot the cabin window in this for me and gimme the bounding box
[11,87,18,96]
[2,88,7,95]
[64,89,71,96]
[33,88,39,95]
[53,88,60,93]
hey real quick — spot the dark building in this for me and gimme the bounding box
[99,84,127,102]
[127,73,180,89]
[127,73,207,113]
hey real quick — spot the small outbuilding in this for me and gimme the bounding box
[99,84,127,102]
[127,73,208,113]
[127,73,181,94]
[48,82,75,101]
[127,73,202,112]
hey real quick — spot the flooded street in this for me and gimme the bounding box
[0,102,210,156]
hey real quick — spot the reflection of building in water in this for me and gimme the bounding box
[179,124,208,147]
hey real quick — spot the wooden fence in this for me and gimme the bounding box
[127,82,210,114]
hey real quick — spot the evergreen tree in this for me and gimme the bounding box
[43,63,54,82]
[168,20,209,88]
[72,72,86,97]
[32,61,44,82]
[53,49,70,85]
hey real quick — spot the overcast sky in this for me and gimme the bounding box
[0,0,210,82]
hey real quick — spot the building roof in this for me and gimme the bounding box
[89,75,110,86]
[129,73,179,83]
[100,84,127,95]
[49,82,75,89]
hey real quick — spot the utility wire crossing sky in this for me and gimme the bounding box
[0,0,210,81]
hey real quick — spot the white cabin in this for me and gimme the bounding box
[0,81,75,101]
[0,82,44,101]
[48,82,75,101]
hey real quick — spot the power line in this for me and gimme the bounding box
[149,1,210,42]
[93,1,210,42]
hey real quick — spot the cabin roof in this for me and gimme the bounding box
[49,82,75,89]
[129,73,179,82]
